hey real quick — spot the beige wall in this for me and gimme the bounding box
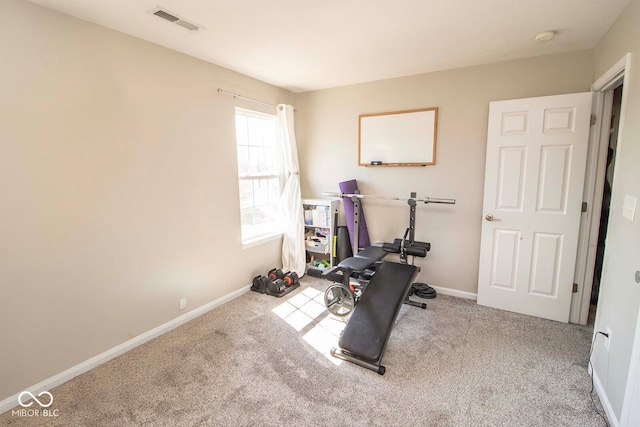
[0,0,293,401]
[4,0,637,417]
[591,0,640,420]
[295,51,594,295]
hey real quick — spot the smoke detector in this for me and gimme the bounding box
[152,7,202,32]
[534,30,556,43]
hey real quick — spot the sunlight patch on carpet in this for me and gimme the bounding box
[303,317,346,365]
[272,286,346,364]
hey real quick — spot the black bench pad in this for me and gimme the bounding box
[338,256,378,271]
[338,261,419,363]
[353,244,387,261]
[337,244,388,272]
[338,246,387,271]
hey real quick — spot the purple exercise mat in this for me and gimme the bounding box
[339,179,371,250]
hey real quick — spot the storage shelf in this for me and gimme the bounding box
[303,198,339,267]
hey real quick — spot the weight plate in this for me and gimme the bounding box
[284,272,299,286]
[324,284,355,317]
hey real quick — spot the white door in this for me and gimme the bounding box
[477,92,593,322]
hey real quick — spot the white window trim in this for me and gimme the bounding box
[235,107,284,246]
[241,231,283,250]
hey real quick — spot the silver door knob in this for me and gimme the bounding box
[485,214,496,221]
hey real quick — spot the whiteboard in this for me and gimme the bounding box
[358,108,438,166]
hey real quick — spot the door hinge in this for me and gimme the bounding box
[591,114,597,126]
[582,202,588,213]
[573,283,579,293]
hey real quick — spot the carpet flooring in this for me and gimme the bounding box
[1,276,607,426]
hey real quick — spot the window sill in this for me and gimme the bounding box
[242,232,283,250]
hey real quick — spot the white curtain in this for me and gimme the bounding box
[277,104,305,276]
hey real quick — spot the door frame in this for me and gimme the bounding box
[569,53,631,325]
[622,298,640,426]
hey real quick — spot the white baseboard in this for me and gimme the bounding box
[592,368,619,427]
[430,285,477,301]
[0,286,249,415]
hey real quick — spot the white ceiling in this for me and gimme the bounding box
[28,0,630,93]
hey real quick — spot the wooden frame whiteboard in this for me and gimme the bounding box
[358,107,438,166]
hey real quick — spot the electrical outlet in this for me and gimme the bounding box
[605,327,612,352]
[179,298,186,310]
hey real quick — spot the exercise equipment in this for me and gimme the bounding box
[283,271,299,287]
[250,268,300,297]
[268,279,287,294]
[330,261,419,375]
[339,180,371,251]
[316,191,455,315]
[250,275,270,294]
[324,191,456,206]
[332,209,339,266]
[336,226,353,264]
[411,282,437,299]
[319,244,389,316]
[324,283,355,317]
[319,191,455,374]
[326,189,455,256]
[268,268,285,280]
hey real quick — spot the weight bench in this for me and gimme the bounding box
[333,243,387,272]
[307,243,388,283]
[330,261,419,375]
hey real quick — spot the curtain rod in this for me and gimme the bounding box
[217,88,280,110]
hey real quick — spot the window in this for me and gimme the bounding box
[235,108,282,244]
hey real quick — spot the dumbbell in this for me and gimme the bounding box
[268,268,285,281]
[268,278,287,294]
[283,271,299,287]
[251,275,270,293]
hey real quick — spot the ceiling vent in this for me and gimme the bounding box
[152,8,201,32]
